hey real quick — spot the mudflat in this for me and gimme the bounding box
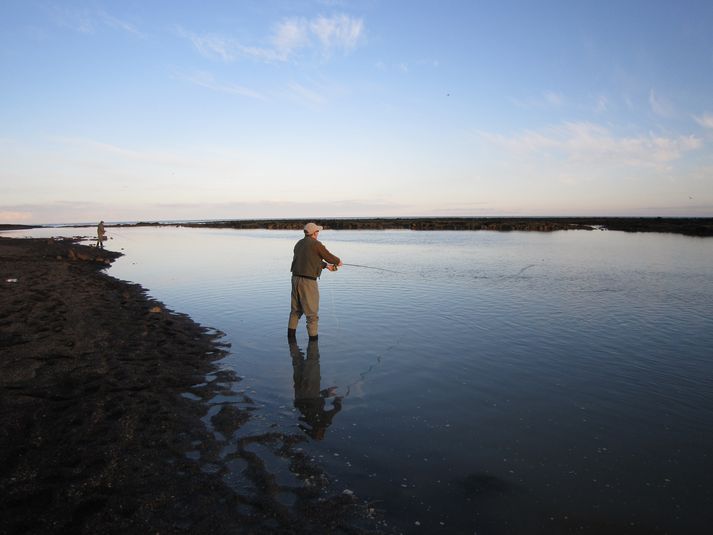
[0,238,379,534]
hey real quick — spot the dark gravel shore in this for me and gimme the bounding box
[0,238,383,535]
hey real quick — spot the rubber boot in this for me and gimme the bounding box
[308,334,318,341]
[287,328,296,340]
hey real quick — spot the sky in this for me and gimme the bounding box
[1,0,713,224]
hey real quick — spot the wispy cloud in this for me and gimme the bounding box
[98,11,144,37]
[54,137,201,167]
[480,122,702,169]
[285,81,327,106]
[177,29,279,62]
[425,203,504,216]
[511,91,566,109]
[177,30,227,60]
[153,198,412,219]
[544,91,564,106]
[0,210,33,223]
[50,5,95,33]
[594,95,609,113]
[174,70,267,100]
[649,89,675,118]
[271,18,310,58]
[373,58,440,74]
[309,14,364,54]
[694,113,713,129]
[49,5,143,37]
[179,13,365,63]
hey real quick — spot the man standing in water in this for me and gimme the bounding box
[288,222,342,341]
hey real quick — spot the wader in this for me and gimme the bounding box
[289,275,320,337]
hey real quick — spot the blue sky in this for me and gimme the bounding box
[1,1,712,224]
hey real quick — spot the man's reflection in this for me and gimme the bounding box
[289,339,342,440]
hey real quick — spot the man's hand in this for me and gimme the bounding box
[326,264,337,271]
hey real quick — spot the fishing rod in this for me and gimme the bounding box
[340,263,403,274]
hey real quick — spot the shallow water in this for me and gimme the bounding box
[6,226,713,533]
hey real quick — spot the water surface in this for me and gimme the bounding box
[6,226,713,534]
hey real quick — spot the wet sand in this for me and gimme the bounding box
[0,238,382,534]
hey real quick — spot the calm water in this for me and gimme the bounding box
[6,226,713,534]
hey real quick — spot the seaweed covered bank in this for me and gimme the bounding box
[117,217,713,237]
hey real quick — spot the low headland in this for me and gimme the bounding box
[124,216,713,236]
[4,217,712,236]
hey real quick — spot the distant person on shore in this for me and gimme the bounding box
[288,222,342,341]
[97,221,106,249]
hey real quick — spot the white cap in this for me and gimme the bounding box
[304,222,323,235]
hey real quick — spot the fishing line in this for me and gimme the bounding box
[494,263,539,281]
[106,228,138,242]
[327,280,340,335]
[343,357,381,399]
[342,334,403,399]
[512,263,536,277]
[340,327,404,400]
[325,262,401,334]
[342,263,403,274]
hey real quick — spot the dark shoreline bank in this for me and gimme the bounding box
[0,238,383,534]
[5,217,712,236]
[119,217,712,237]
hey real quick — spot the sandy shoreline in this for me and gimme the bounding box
[0,238,382,534]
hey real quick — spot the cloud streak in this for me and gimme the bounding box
[179,13,364,63]
[694,113,713,129]
[50,5,95,33]
[480,122,702,169]
[511,91,566,110]
[52,137,212,169]
[285,81,327,106]
[174,71,267,100]
[309,14,364,54]
[98,11,144,37]
[0,210,33,223]
[49,5,143,37]
[649,89,675,118]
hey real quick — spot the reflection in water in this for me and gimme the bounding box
[289,340,342,440]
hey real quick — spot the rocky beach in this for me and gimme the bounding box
[0,237,382,535]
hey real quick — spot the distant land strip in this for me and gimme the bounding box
[131,217,713,237]
[3,217,712,236]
